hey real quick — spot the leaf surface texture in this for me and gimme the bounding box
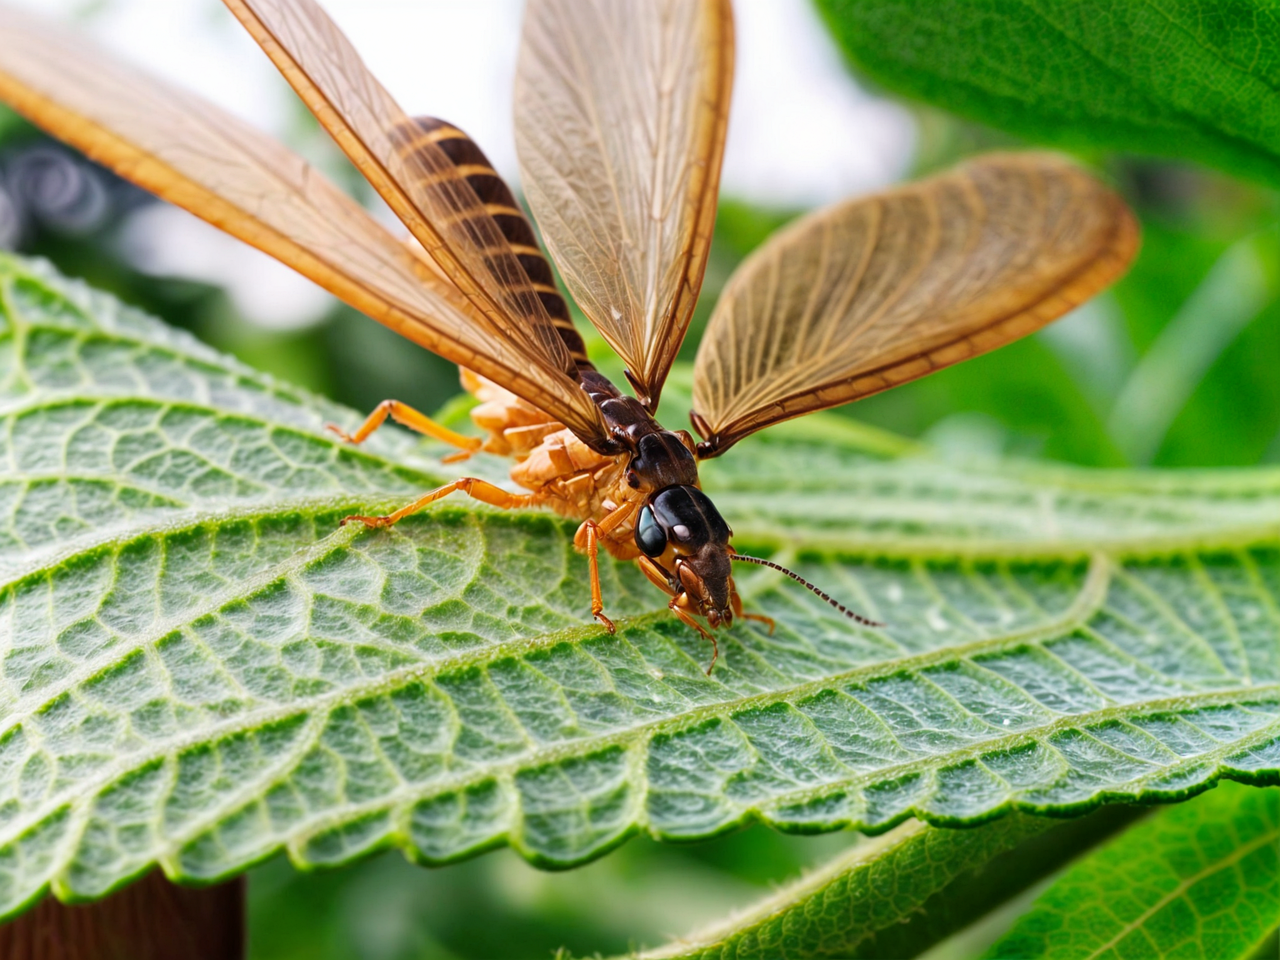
[0,257,1278,917]
[986,781,1280,960]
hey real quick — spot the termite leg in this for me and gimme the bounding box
[579,520,615,634]
[637,555,676,596]
[731,583,775,634]
[572,503,638,634]
[327,399,483,459]
[670,598,719,674]
[640,556,720,673]
[342,477,540,529]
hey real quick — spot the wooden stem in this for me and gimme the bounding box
[0,871,245,960]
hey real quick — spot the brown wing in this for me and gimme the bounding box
[221,1,603,404]
[409,116,594,372]
[514,0,733,410]
[691,153,1140,455]
[0,4,607,444]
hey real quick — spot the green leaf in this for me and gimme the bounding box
[985,781,1280,959]
[814,0,1280,188]
[2,254,1280,920]
[632,805,1142,960]
[1108,234,1272,465]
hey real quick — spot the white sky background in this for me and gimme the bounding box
[13,0,916,327]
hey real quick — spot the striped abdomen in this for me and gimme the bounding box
[403,116,592,371]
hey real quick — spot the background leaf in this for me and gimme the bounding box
[984,781,1280,959]
[814,0,1280,189]
[1107,230,1274,465]
[632,805,1141,960]
[3,254,1280,925]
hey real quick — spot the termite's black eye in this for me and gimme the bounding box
[626,471,640,489]
[635,505,666,557]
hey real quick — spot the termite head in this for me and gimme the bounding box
[634,484,886,637]
[635,484,734,626]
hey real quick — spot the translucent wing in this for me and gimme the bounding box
[692,153,1140,455]
[221,1,608,407]
[515,0,733,410]
[0,4,608,444]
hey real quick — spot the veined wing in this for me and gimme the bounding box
[515,0,733,410]
[222,1,585,381]
[0,4,608,443]
[691,153,1139,455]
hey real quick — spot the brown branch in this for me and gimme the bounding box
[0,871,244,960]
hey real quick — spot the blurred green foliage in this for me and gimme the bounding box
[249,827,850,960]
[815,0,1280,190]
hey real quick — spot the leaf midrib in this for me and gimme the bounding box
[7,487,1276,805]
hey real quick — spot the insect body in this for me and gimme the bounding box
[468,368,786,669]
[347,355,766,670]
[0,0,1140,672]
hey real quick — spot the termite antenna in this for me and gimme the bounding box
[732,555,884,627]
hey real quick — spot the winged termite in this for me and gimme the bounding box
[0,0,1139,673]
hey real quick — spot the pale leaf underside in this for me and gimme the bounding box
[0,257,1278,920]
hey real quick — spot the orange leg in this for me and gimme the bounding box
[639,557,719,673]
[328,399,482,459]
[342,477,541,529]
[637,555,675,595]
[580,521,614,634]
[670,600,718,674]
[574,502,639,635]
[731,583,775,634]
